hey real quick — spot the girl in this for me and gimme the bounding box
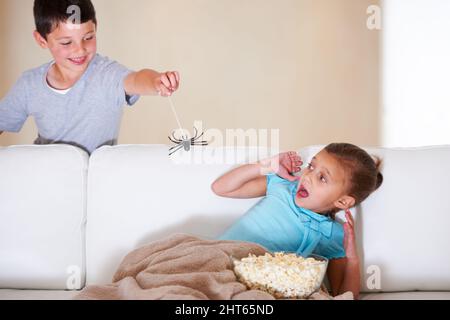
[212,143,383,299]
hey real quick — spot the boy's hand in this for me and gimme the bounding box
[125,70,180,96]
[259,151,303,182]
[155,71,180,97]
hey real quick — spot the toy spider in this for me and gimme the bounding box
[168,126,209,156]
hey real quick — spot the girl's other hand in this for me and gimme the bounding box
[156,71,180,97]
[343,209,359,260]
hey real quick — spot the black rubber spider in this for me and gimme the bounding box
[168,126,209,156]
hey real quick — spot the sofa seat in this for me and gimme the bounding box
[0,289,80,300]
[360,292,450,300]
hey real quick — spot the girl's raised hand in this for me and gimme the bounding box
[275,152,303,182]
[343,209,359,260]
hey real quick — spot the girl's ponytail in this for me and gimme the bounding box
[372,155,384,191]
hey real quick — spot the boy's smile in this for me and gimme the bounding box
[34,20,97,87]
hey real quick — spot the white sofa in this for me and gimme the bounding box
[1,144,450,300]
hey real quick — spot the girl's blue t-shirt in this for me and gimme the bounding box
[218,174,346,260]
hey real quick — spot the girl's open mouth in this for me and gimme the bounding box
[297,184,309,198]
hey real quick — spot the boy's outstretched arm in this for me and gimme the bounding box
[124,69,180,97]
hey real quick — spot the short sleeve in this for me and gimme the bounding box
[266,173,285,187]
[0,75,29,133]
[314,222,346,260]
[100,59,140,108]
[266,173,294,196]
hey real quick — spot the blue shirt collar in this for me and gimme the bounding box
[289,180,334,238]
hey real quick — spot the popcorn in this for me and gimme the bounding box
[232,252,328,299]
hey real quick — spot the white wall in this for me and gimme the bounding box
[382,0,450,147]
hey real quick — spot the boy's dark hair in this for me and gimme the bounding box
[324,143,384,217]
[34,0,97,39]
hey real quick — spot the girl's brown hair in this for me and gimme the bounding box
[324,143,383,216]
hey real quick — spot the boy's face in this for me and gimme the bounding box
[34,20,97,73]
[294,150,355,214]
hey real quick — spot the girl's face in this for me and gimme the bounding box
[294,150,355,214]
[34,20,97,75]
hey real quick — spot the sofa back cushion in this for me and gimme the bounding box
[0,145,88,290]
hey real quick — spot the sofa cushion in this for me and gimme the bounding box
[0,145,88,290]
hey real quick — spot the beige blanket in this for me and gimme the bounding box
[74,233,353,300]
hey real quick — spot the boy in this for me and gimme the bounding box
[0,0,180,154]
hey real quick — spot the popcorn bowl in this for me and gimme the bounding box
[231,252,329,299]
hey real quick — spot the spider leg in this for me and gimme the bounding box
[170,130,186,141]
[191,140,209,145]
[191,131,205,142]
[169,136,182,144]
[168,144,184,156]
[170,130,178,138]
[169,143,182,151]
[192,127,199,139]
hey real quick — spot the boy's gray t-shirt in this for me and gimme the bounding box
[0,54,140,154]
